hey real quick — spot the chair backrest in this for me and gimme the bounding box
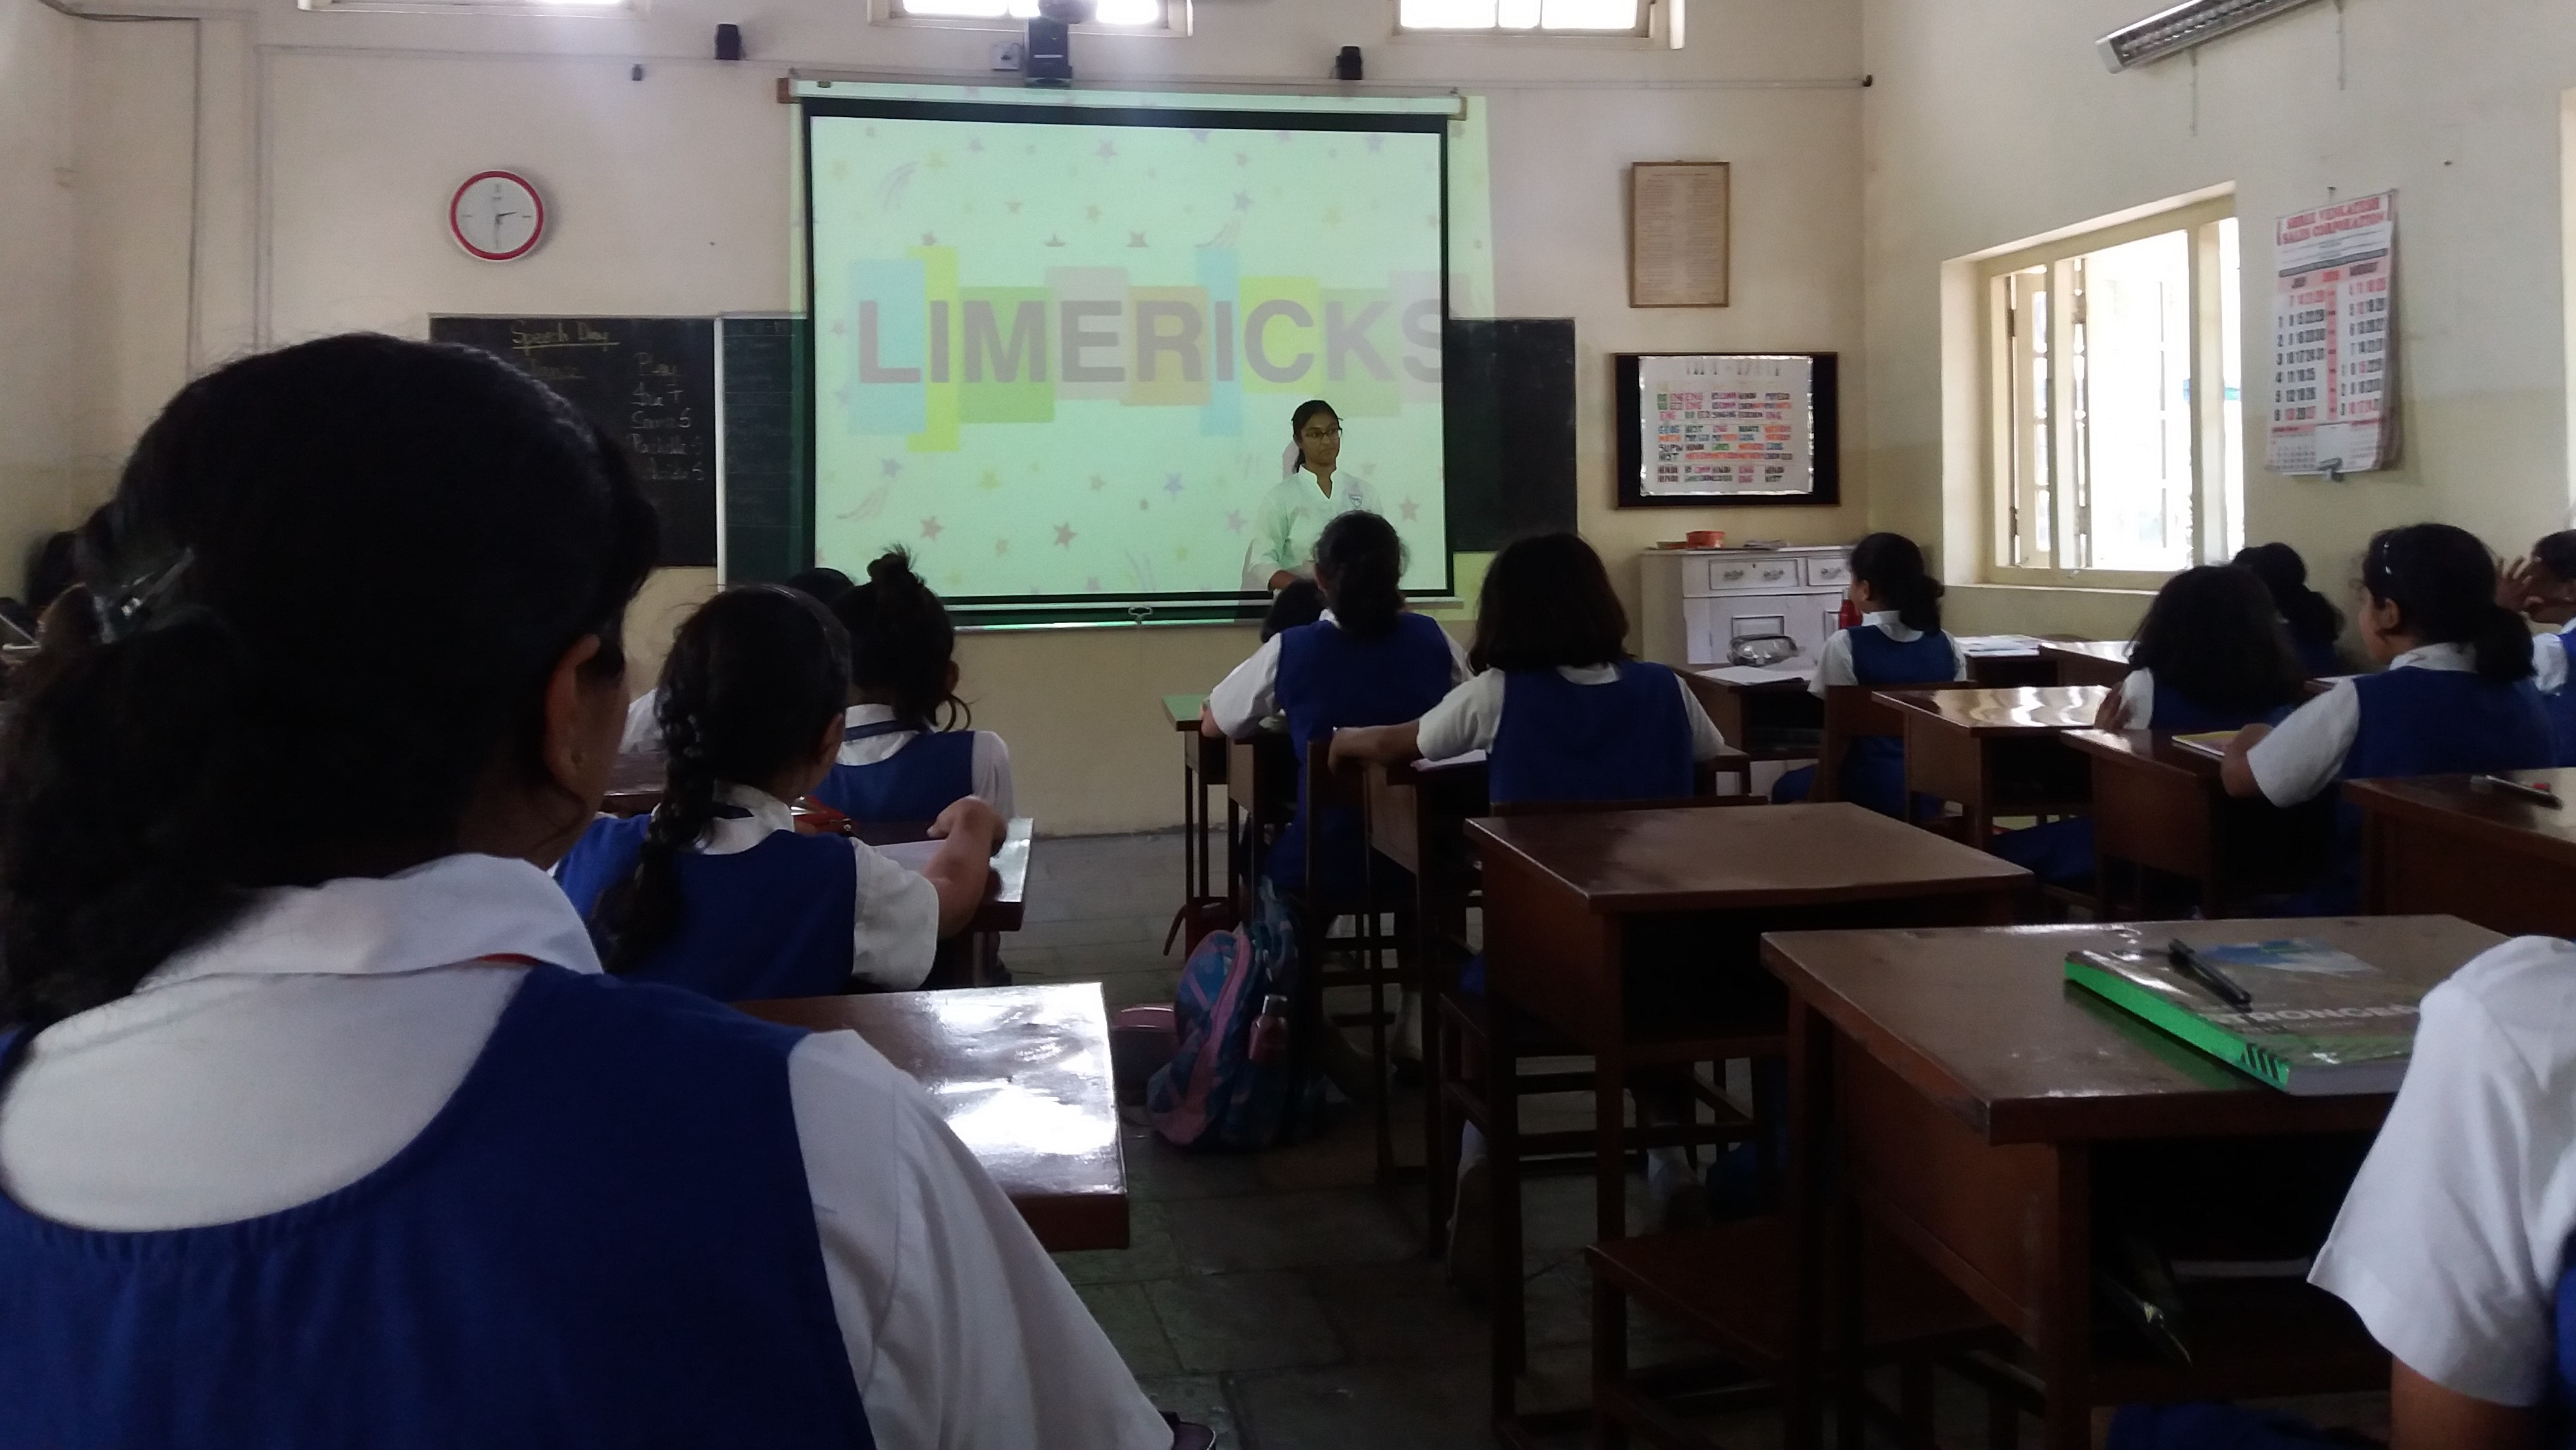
[1490,793,1765,819]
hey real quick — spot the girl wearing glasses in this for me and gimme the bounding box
[1244,399,1377,592]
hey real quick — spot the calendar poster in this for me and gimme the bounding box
[2268,192,2398,476]
[1637,354,1816,497]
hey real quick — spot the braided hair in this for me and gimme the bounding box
[592,586,852,975]
[0,334,658,1029]
[834,549,968,729]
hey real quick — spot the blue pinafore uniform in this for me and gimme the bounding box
[2301,667,2557,912]
[0,965,875,1450]
[812,719,978,822]
[1773,623,1958,818]
[1270,612,1456,896]
[1487,662,1695,807]
[557,812,858,1001]
[2536,626,2576,767]
[2289,631,2341,679]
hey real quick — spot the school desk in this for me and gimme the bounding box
[2038,639,2132,689]
[1683,669,1822,762]
[1467,803,2029,1435]
[1225,729,1297,895]
[1760,915,2502,1450]
[1957,636,2058,688]
[602,750,664,816]
[2349,769,2576,936]
[738,982,1126,1253]
[2067,729,2335,917]
[1162,693,1227,906]
[1883,686,2108,845]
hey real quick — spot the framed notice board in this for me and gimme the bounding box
[1614,351,1838,509]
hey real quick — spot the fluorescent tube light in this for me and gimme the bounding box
[2097,0,2330,71]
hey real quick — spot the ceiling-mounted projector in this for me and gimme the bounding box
[1026,0,1094,85]
[2098,0,2332,71]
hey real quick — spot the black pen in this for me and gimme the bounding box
[2167,939,2253,1008]
[2473,774,2563,809]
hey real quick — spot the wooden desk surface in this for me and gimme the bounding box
[1762,915,2502,1145]
[737,984,1126,1252]
[1881,685,2108,736]
[2038,640,2131,668]
[1163,693,1205,730]
[2063,727,2222,779]
[1465,802,2029,915]
[2346,770,2576,870]
[865,818,1034,933]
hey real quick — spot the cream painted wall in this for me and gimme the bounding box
[1863,0,2576,640]
[27,0,1864,833]
[0,0,88,583]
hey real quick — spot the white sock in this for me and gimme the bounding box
[1646,1146,1691,1198]
[1457,1122,1487,1175]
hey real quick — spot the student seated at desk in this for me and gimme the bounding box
[1262,576,1327,641]
[1332,530,1731,1246]
[1772,531,1966,817]
[2222,523,2554,913]
[1204,509,1467,895]
[2111,935,2576,1450]
[2499,529,2576,764]
[2097,565,2312,733]
[812,549,1016,822]
[2236,540,2347,679]
[558,585,1003,1001]
[618,565,850,753]
[0,335,1171,1450]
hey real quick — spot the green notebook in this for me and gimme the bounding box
[2064,939,2424,1096]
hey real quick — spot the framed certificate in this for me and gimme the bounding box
[1627,161,1731,308]
[1614,352,1838,507]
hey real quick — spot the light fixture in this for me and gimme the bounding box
[2096,0,2331,71]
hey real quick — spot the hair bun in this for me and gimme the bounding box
[867,548,924,591]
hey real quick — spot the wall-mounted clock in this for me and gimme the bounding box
[449,171,545,262]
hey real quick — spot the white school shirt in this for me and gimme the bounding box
[1807,611,1971,698]
[0,854,1169,1450]
[1241,471,1373,590]
[619,687,664,753]
[1415,663,1729,763]
[838,704,1016,820]
[702,782,942,993]
[2112,667,2157,728]
[1205,607,1472,739]
[2530,620,2576,695]
[2309,933,2576,1407]
[2244,641,2472,807]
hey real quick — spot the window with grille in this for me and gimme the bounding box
[1398,0,1648,35]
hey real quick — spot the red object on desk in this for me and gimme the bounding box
[1838,596,1860,630]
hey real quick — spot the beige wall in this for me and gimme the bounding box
[24,0,1867,834]
[0,0,89,581]
[1863,0,2576,638]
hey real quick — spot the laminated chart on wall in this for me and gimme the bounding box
[2268,192,2398,476]
[1638,354,1815,497]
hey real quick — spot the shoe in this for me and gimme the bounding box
[1446,1159,1492,1306]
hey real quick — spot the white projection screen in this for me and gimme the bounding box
[802,87,1456,617]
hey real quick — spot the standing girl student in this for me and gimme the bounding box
[557,585,1002,1001]
[2235,541,2346,678]
[1205,509,1466,895]
[1772,532,1966,817]
[0,335,1171,1450]
[2096,565,2313,733]
[2223,523,2554,912]
[812,550,1016,823]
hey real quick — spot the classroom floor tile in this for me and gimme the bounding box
[1031,830,2389,1449]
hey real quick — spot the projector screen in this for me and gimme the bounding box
[804,92,1453,612]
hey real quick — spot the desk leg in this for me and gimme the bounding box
[1181,755,1200,902]
[1421,841,1453,1256]
[1196,772,1212,902]
[1489,1002,1526,1420]
[2040,1142,2093,1450]
[1783,996,1833,1450]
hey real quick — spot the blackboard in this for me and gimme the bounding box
[1444,318,1578,551]
[428,316,719,566]
[718,316,811,585]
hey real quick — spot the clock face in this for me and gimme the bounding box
[449,171,545,262]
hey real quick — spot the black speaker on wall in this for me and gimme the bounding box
[1444,318,1578,552]
[714,23,743,59]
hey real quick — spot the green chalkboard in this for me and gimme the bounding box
[429,316,719,566]
[718,316,811,585]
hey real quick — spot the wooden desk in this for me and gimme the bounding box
[602,750,664,817]
[1225,731,1297,892]
[1959,637,2056,688]
[1469,804,2029,1431]
[1163,693,1228,904]
[861,817,1033,937]
[1764,915,2502,1449]
[1884,686,2108,844]
[2067,729,2333,917]
[738,983,1126,1253]
[1683,669,1822,762]
[2351,769,2576,936]
[2039,639,2132,689]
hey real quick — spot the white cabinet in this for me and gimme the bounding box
[1640,545,1855,669]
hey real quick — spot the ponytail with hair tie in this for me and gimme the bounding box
[835,549,969,731]
[2361,523,2538,685]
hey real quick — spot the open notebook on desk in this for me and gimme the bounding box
[1694,664,1814,687]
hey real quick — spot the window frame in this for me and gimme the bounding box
[1392,0,1672,45]
[298,0,639,17]
[1976,194,2240,590]
[873,0,1190,35]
